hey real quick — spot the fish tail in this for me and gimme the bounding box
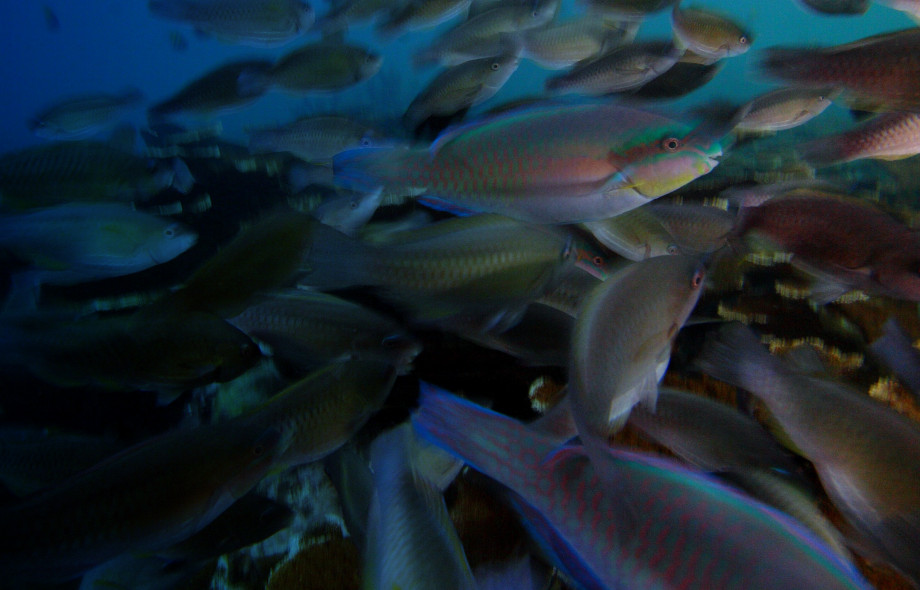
[797,137,852,167]
[412,383,557,484]
[693,323,784,393]
[333,146,428,193]
[759,48,824,83]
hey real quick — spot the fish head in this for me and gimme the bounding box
[662,255,708,334]
[147,221,198,264]
[359,51,384,80]
[608,125,722,199]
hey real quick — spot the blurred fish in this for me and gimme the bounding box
[412,384,872,590]
[581,0,677,19]
[244,359,397,470]
[519,16,638,70]
[247,115,382,162]
[324,445,375,553]
[147,0,314,45]
[568,255,705,447]
[671,1,752,63]
[869,318,920,398]
[364,423,477,590]
[581,205,678,260]
[310,186,383,235]
[545,40,682,95]
[627,387,798,472]
[795,0,870,14]
[404,51,521,131]
[0,414,286,583]
[874,0,920,20]
[301,214,576,326]
[414,2,557,66]
[731,189,920,302]
[0,428,123,497]
[252,40,383,93]
[734,87,837,134]
[317,0,393,31]
[0,203,196,302]
[42,4,60,31]
[647,202,735,254]
[624,54,722,99]
[378,0,471,37]
[29,89,144,140]
[149,59,273,120]
[0,141,194,209]
[760,28,920,112]
[229,289,421,374]
[334,103,723,224]
[696,323,920,585]
[798,111,920,165]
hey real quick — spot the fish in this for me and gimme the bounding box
[247,115,382,162]
[413,1,557,66]
[0,309,262,396]
[581,205,679,261]
[730,189,920,302]
[0,415,287,583]
[377,0,471,37]
[147,0,315,45]
[0,203,197,302]
[0,141,194,209]
[333,103,723,224]
[403,52,521,131]
[760,28,920,113]
[695,322,920,585]
[28,89,144,140]
[255,40,383,93]
[300,213,576,326]
[580,0,678,19]
[869,318,920,398]
[568,254,706,446]
[645,202,735,255]
[229,288,421,374]
[364,423,477,590]
[798,111,920,165]
[412,384,873,590]
[519,16,638,70]
[794,0,870,15]
[671,1,752,62]
[149,59,273,120]
[42,4,60,31]
[627,387,799,473]
[544,40,683,95]
[734,87,838,134]
[625,54,722,99]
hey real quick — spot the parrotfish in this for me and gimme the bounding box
[519,16,638,70]
[734,87,837,134]
[334,103,723,224]
[412,384,872,590]
[794,0,869,15]
[798,111,920,166]
[671,1,752,63]
[258,40,383,93]
[29,89,144,140]
[544,41,683,95]
[147,0,314,46]
[760,28,920,112]
[247,115,382,163]
[696,323,920,585]
[148,59,273,120]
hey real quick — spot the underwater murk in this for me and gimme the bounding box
[3,0,920,589]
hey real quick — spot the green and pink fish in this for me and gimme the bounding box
[333,103,723,224]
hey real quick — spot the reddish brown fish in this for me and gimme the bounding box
[800,111,920,165]
[760,28,920,112]
[733,190,920,301]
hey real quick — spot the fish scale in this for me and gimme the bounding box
[412,385,871,589]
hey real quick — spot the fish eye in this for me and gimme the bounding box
[667,244,679,255]
[491,62,500,71]
[661,137,681,151]
[691,269,705,288]
[593,255,604,267]
[739,36,748,45]
[361,137,372,147]
[164,226,176,237]
[349,200,359,209]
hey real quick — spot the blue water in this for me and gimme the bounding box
[0,1,913,153]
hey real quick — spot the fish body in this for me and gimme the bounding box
[799,111,920,165]
[760,28,920,112]
[230,289,421,374]
[732,190,920,301]
[29,89,144,140]
[334,103,723,224]
[581,0,677,19]
[247,116,381,162]
[0,142,192,209]
[412,385,872,590]
[520,17,638,70]
[735,87,837,133]
[148,0,314,45]
[696,323,920,584]
[646,202,734,255]
[870,318,920,397]
[378,0,472,37]
[795,0,870,14]
[149,59,273,119]
[263,42,383,92]
[581,206,678,261]
[671,3,752,62]
[0,415,286,583]
[545,41,682,95]
[569,255,706,442]
[404,52,521,130]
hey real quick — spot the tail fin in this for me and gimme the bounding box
[333,146,428,193]
[759,48,823,83]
